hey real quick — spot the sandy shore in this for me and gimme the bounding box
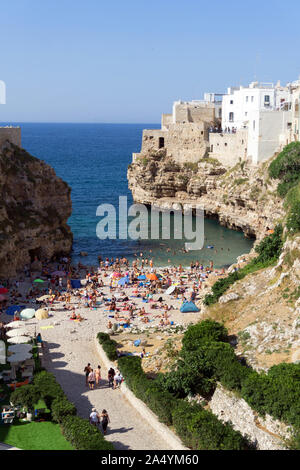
[1,257,246,449]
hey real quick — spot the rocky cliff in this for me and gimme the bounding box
[128,150,285,240]
[0,141,73,278]
[127,148,300,370]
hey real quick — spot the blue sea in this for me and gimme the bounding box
[4,123,254,268]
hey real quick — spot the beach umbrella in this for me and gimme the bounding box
[20,308,36,320]
[8,353,32,363]
[0,287,9,294]
[0,340,6,364]
[165,285,176,295]
[118,276,130,286]
[5,321,24,328]
[51,270,66,277]
[6,328,30,338]
[8,344,32,354]
[35,308,49,320]
[138,275,146,280]
[146,273,158,281]
[7,336,31,344]
[33,279,44,284]
[5,305,25,316]
[36,295,51,301]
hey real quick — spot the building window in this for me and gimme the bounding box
[229,112,234,122]
[253,120,255,130]
[245,112,248,117]
[264,95,270,106]
[246,96,249,102]
[251,96,254,102]
[225,143,227,147]
[230,100,233,104]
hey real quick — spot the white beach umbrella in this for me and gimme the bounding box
[5,321,25,329]
[20,308,36,320]
[0,339,5,364]
[8,353,32,363]
[6,328,30,338]
[8,344,32,354]
[7,336,31,344]
[36,295,51,301]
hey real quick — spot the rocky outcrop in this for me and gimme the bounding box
[208,384,290,450]
[0,141,73,278]
[127,150,285,240]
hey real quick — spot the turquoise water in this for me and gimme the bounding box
[5,123,254,267]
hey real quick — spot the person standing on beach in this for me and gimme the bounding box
[84,363,91,386]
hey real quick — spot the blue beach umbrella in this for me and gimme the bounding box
[118,276,130,286]
[6,305,25,316]
[138,275,146,280]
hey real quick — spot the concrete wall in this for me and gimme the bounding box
[0,127,21,148]
[208,129,248,166]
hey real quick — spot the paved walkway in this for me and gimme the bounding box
[43,339,173,450]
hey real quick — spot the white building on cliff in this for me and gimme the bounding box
[210,79,300,165]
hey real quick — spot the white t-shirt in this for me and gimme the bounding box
[90,411,98,422]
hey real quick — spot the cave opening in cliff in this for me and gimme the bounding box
[28,247,42,262]
[158,137,165,149]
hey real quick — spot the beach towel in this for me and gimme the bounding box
[40,325,54,330]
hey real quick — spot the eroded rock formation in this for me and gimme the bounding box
[0,142,73,278]
[128,150,285,240]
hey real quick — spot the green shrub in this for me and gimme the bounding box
[33,371,64,407]
[204,225,283,305]
[172,401,249,450]
[268,142,300,197]
[10,384,40,411]
[51,395,77,423]
[60,415,114,450]
[286,200,300,233]
[97,332,118,361]
[182,320,228,350]
[118,356,176,425]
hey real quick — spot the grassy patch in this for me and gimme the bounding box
[0,421,73,450]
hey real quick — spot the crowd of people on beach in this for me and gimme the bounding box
[0,248,247,437]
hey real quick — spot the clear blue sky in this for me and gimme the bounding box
[1,0,300,123]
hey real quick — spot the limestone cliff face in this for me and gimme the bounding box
[128,150,285,240]
[0,142,73,278]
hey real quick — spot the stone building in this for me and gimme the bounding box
[133,93,222,165]
[0,126,21,149]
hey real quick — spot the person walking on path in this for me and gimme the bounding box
[108,367,115,387]
[84,363,92,386]
[95,364,101,387]
[89,408,100,427]
[100,409,110,435]
[88,368,96,390]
